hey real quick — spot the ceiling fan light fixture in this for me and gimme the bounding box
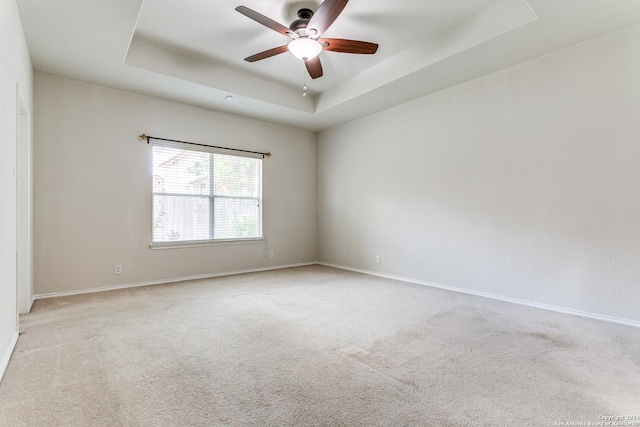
[288,37,322,62]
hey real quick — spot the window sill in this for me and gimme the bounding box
[150,238,265,250]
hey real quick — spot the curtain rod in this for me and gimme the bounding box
[139,134,271,158]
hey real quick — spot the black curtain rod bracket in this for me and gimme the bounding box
[138,134,271,158]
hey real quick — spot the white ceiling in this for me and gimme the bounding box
[17,0,640,132]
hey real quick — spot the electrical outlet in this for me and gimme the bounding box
[269,251,275,259]
[375,256,381,264]
[343,250,347,258]
[114,265,122,275]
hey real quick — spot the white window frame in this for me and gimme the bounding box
[150,140,264,249]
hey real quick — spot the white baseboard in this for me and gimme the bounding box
[319,262,640,329]
[19,295,35,315]
[34,262,317,300]
[32,260,640,329]
[0,332,19,383]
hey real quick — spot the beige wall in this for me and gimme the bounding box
[1,0,33,378]
[34,73,317,295]
[318,24,640,324]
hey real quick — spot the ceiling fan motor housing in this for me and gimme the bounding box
[289,8,314,35]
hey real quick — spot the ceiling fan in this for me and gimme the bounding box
[235,0,378,79]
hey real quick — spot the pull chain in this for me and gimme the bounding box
[302,66,307,97]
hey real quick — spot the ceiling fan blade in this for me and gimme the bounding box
[306,0,349,38]
[235,6,296,39]
[305,57,323,79]
[319,38,378,54]
[244,45,289,62]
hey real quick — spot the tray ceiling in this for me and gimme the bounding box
[17,0,640,131]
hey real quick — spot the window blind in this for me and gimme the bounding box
[152,142,263,244]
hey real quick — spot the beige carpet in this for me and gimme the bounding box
[1,265,639,426]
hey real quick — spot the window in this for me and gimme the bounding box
[152,142,262,245]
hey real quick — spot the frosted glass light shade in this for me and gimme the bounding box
[288,38,322,62]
